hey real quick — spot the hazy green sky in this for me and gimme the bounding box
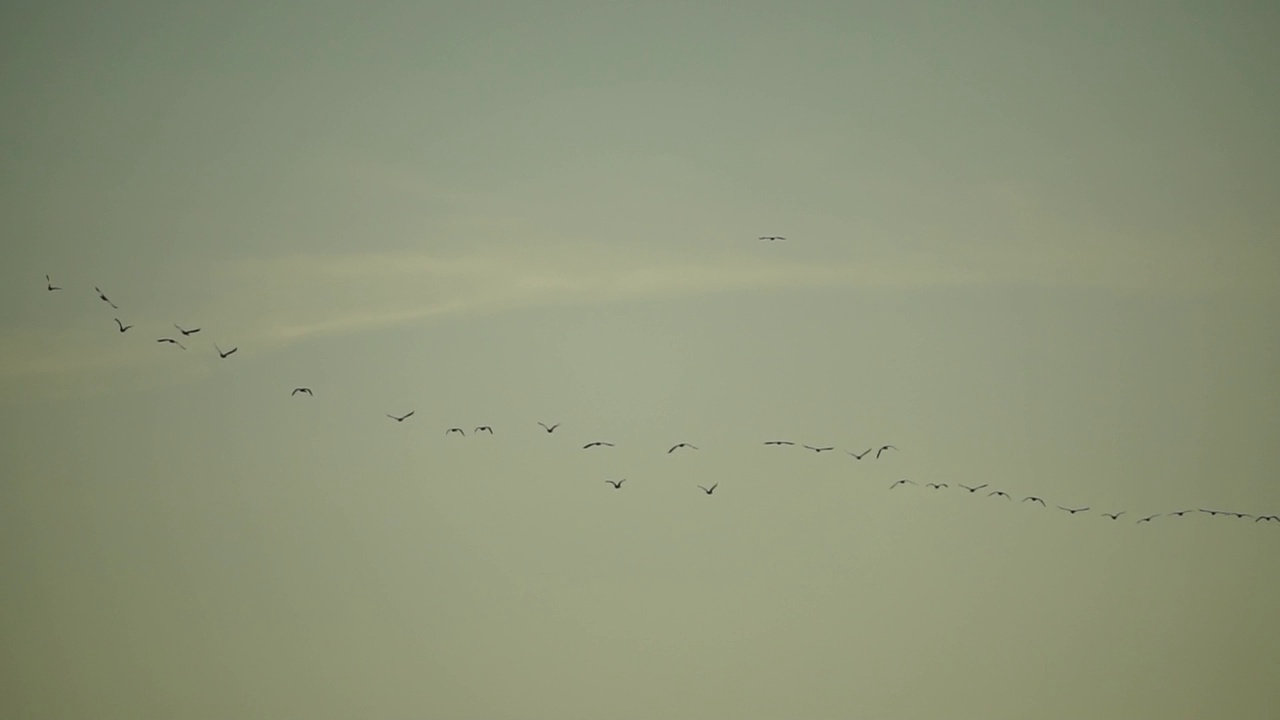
[3,1,1278,718]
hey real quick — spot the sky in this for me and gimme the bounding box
[2,1,1279,718]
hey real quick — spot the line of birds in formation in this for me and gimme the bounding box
[42,273,1279,524]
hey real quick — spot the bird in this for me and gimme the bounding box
[1058,506,1090,515]
[174,324,201,336]
[113,318,133,333]
[445,427,465,436]
[1255,515,1279,523]
[583,441,615,449]
[1022,496,1046,505]
[387,411,415,422]
[668,442,698,453]
[758,236,786,241]
[1102,512,1126,520]
[1199,509,1223,516]
[847,448,872,459]
[156,337,186,350]
[605,479,626,489]
[537,422,560,433]
[764,440,795,446]
[958,484,988,493]
[475,426,494,434]
[802,445,834,453]
[1228,512,1253,519]
[291,387,313,396]
[45,274,60,291]
[988,490,1011,500]
[876,444,897,459]
[1169,510,1194,517]
[890,479,914,489]
[214,344,237,358]
[698,484,718,495]
[925,483,948,489]
[1137,514,1159,524]
[95,287,118,309]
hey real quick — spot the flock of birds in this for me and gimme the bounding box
[41,270,1280,527]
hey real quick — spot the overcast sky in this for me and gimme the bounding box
[2,2,1278,719]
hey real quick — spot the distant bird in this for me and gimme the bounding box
[291,387,313,396]
[95,287,118,309]
[925,483,948,489]
[1137,514,1159,524]
[802,445,834,453]
[214,344,237,359]
[1255,515,1279,523]
[156,337,186,350]
[764,440,795,446]
[537,421,560,433]
[958,484,988,493]
[1199,509,1223,517]
[668,442,698,453]
[113,318,133,333]
[387,411,415,422]
[1227,512,1252,519]
[174,324,201,336]
[1169,510,1194,517]
[583,441,614,449]
[1022,496,1046,505]
[45,274,60,291]
[876,444,898,459]
[1102,512,1126,520]
[445,427,465,436]
[1058,506,1090,515]
[988,490,1011,500]
[847,448,872,459]
[475,425,494,434]
[605,479,626,489]
[698,483,718,495]
[758,236,786,241]
[890,479,914,489]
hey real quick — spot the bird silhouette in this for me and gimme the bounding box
[174,324,201,336]
[698,484,718,495]
[1058,506,1090,515]
[890,479,915,489]
[1255,515,1279,523]
[668,442,698,453]
[1227,512,1252,519]
[1102,512,1126,520]
[958,484,988,493]
[475,426,494,434]
[847,448,872,459]
[291,387,313,396]
[1169,510,1194,517]
[537,422,560,433]
[45,275,60,291]
[113,318,133,333]
[988,490,1011,500]
[95,287,118,309]
[1199,509,1223,517]
[758,236,786,241]
[605,479,626,489]
[925,483,948,489]
[764,440,795,446]
[214,344,237,358]
[583,441,614,449]
[802,445,834,453]
[387,411,415,422]
[876,444,898,459]
[1137,514,1159,524]
[445,427,465,436]
[156,337,186,350]
[1023,496,1046,505]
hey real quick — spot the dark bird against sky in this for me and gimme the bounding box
[96,287,117,309]
[668,442,698,453]
[876,444,897,458]
[174,324,201,336]
[1059,506,1090,515]
[475,426,494,434]
[698,484,718,495]
[537,422,560,433]
[114,318,132,333]
[291,388,313,396]
[45,274,60,291]
[605,479,626,489]
[215,344,237,358]
[156,337,186,350]
[387,411,415,422]
[583,441,614,449]
[958,484,988,493]
[802,445,834,452]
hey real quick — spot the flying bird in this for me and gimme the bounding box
[537,422,560,433]
[1255,515,1279,523]
[45,275,60,291]
[847,448,872,459]
[475,426,493,434]
[445,427,465,436]
[988,490,1011,500]
[1058,506,1090,515]
[1102,512,1126,520]
[925,483,948,489]
[1199,509,1223,516]
[1022,496,1046,505]
[95,287,118,309]
[764,440,795,446]
[174,324,201,336]
[1137,514,1159,524]
[758,236,786,241]
[291,388,313,396]
[387,411,415,422]
[876,444,897,459]
[1227,512,1253,519]
[802,445,834,452]
[1169,510,1194,517]
[113,318,132,333]
[605,479,626,489]
[156,337,186,350]
[583,441,614,449]
[958,484,988,493]
[890,479,915,489]
[698,484,718,495]
[668,442,698,453]
[214,344,237,358]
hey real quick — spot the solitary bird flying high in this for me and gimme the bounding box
[45,275,60,291]
[537,422,560,433]
[758,236,786,241]
[387,411,415,422]
[114,318,133,333]
[214,344,238,358]
[583,441,614,449]
[96,287,118,309]
[291,388,313,396]
[605,479,626,489]
[698,483,718,495]
[668,442,698,453]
